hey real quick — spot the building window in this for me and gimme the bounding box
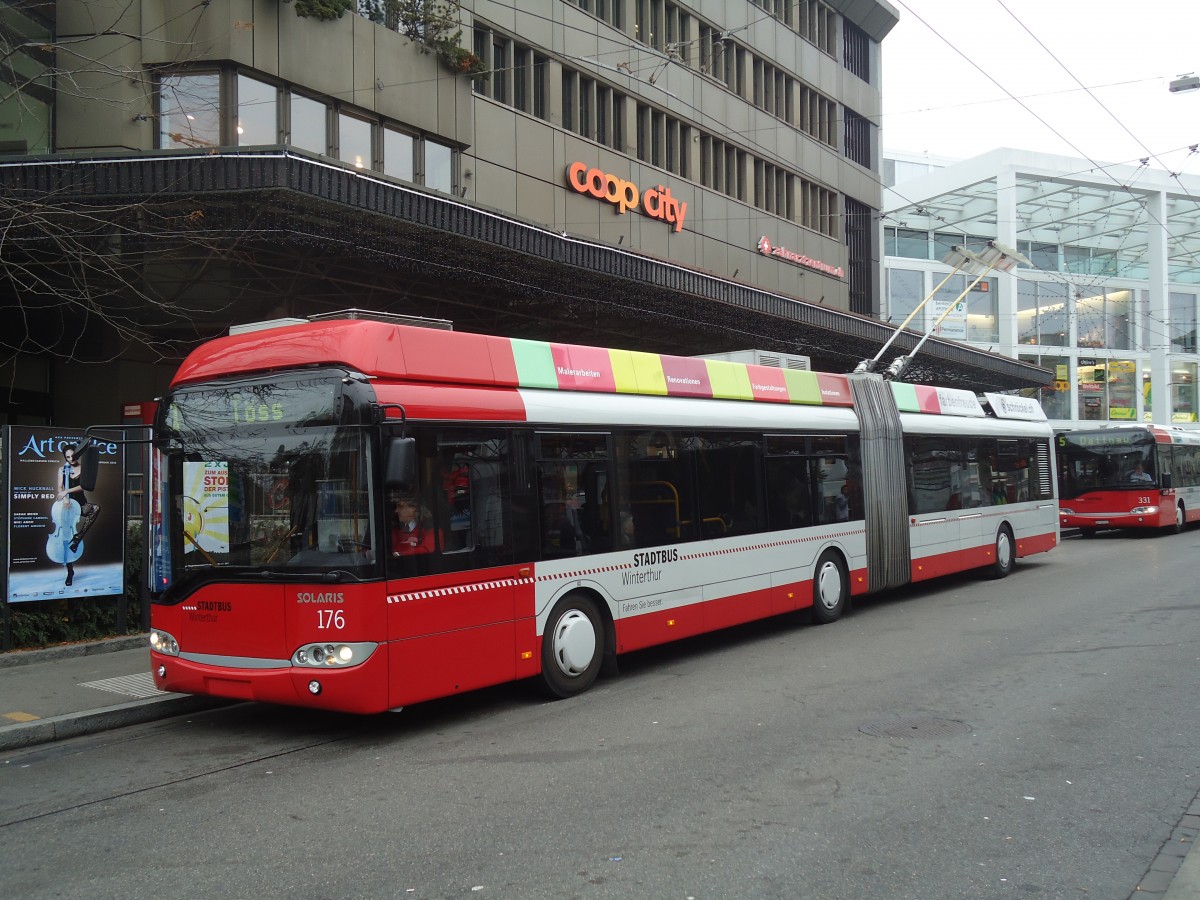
[579,76,594,139]
[700,135,745,199]
[799,0,837,55]
[473,27,548,121]
[159,72,221,149]
[843,107,871,168]
[514,47,529,112]
[236,74,278,145]
[888,268,925,328]
[492,37,509,103]
[289,92,329,155]
[425,140,454,193]
[1077,289,1133,351]
[845,197,873,316]
[473,28,488,95]
[578,0,623,30]
[798,84,837,148]
[966,277,998,343]
[843,20,870,82]
[1173,361,1198,423]
[800,177,837,237]
[533,54,548,119]
[885,227,930,259]
[562,70,575,132]
[1017,280,1070,347]
[338,112,372,169]
[1169,292,1197,353]
[384,127,415,182]
[1018,240,1059,271]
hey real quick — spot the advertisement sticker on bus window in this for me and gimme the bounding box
[182,461,230,554]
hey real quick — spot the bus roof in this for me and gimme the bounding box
[171,318,1030,421]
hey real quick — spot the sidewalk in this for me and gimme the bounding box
[0,634,228,752]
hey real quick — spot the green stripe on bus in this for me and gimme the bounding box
[891,382,921,412]
[511,339,558,389]
[783,369,823,404]
[706,359,753,401]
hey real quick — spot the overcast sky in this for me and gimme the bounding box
[881,0,1200,174]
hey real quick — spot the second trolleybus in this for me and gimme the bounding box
[140,316,1059,712]
[1057,424,1200,535]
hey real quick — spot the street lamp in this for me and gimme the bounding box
[1169,73,1199,93]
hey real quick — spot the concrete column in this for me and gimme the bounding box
[1147,189,1170,425]
[995,166,1018,354]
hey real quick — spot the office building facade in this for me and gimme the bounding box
[1,0,1049,428]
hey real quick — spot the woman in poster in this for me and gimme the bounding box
[52,444,101,585]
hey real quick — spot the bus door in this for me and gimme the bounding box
[386,428,525,706]
[905,435,962,579]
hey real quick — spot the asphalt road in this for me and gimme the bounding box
[3,529,1199,899]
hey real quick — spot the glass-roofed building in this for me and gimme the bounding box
[883,148,1200,427]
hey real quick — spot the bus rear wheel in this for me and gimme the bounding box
[988,526,1015,579]
[811,550,848,625]
[540,593,604,699]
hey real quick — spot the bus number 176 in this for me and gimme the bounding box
[317,609,345,630]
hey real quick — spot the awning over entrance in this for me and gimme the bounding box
[0,151,1050,390]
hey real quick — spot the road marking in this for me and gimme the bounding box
[3,711,40,723]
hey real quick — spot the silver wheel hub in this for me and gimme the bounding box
[997,532,1012,566]
[817,562,842,610]
[552,609,596,677]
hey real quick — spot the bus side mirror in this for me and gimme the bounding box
[1161,472,1172,490]
[73,438,101,492]
[384,437,417,493]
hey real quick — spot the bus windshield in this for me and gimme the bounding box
[155,374,378,593]
[1058,432,1157,498]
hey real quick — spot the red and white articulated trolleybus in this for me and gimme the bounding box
[1057,425,1200,535]
[146,317,1059,712]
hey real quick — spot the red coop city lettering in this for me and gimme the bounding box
[566,162,688,232]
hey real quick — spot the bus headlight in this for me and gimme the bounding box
[1059,508,1075,516]
[1130,506,1158,515]
[292,641,377,668]
[149,629,180,657]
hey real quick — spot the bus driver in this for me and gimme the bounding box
[391,492,439,556]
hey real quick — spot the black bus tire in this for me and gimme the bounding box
[988,525,1015,579]
[811,550,849,625]
[540,592,604,699]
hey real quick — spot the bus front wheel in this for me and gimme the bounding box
[988,526,1015,579]
[540,593,604,699]
[1170,503,1185,535]
[811,550,848,625]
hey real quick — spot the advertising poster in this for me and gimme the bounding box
[5,426,125,603]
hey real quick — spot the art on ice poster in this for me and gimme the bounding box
[5,426,125,603]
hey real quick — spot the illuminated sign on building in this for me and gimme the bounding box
[757,236,845,279]
[565,162,688,232]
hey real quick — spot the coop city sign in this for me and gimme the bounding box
[566,162,688,232]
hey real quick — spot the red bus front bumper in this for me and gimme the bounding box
[151,646,390,714]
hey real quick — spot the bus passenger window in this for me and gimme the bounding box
[432,432,511,570]
[535,432,611,559]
